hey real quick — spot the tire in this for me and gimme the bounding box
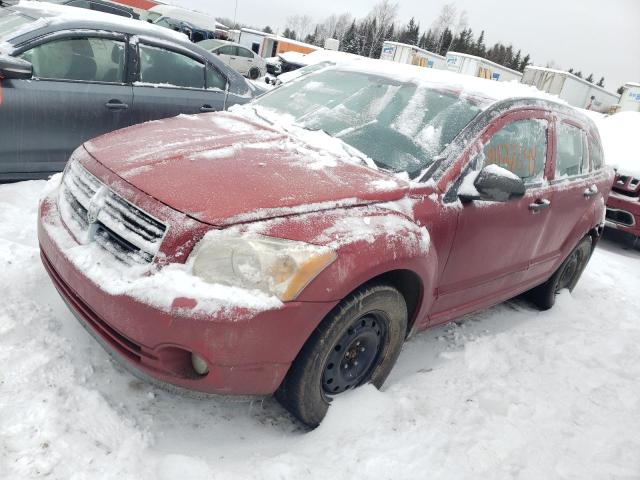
[527,235,593,310]
[276,284,407,427]
[248,67,260,80]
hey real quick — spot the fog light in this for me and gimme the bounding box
[191,353,209,375]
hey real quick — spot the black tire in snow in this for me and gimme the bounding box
[275,283,408,427]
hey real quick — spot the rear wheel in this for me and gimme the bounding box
[248,67,260,80]
[527,235,593,310]
[276,284,407,427]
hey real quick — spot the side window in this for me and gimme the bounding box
[207,66,227,90]
[237,47,253,58]
[217,45,237,56]
[479,118,548,183]
[556,122,586,178]
[20,37,125,83]
[139,44,205,89]
[589,136,604,170]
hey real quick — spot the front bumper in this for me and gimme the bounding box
[606,192,640,237]
[39,189,337,395]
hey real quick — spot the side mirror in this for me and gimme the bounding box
[0,55,33,80]
[458,164,526,202]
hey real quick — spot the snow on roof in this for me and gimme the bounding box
[624,82,640,88]
[333,57,567,106]
[240,27,270,37]
[446,51,523,77]
[382,40,446,59]
[524,65,619,97]
[596,111,640,177]
[11,0,187,43]
[148,4,227,30]
[266,35,320,51]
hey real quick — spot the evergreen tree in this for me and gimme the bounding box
[398,17,420,45]
[597,77,605,88]
[282,28,297,40]
[340,20,359,54]
[568,67,574,74]
[438,28,453,55]
[519,54,530,72]
[263,26,273,34]
[574,71,583,78]
[474,30,486,56]
[617,85,625,95]
[585,73,594,83]
[510,49,521,71]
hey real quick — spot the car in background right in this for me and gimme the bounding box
[198,39,266,79]
[599,112,640,241]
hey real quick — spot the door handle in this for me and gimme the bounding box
[105,100,129,110]
[528,199,551,213]
[200,105,217,112]
[584,185,598,198]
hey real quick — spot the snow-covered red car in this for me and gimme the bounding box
[599,112,640,239]
[38,62,614,426]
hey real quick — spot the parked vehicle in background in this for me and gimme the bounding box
[198,39,266,79]
[522,66,620,113]
[146,4,229,40]
[153,16,217,43]
[380,40,446,69]
[599,112,640,241]
[39,61,613,427]
[446,51,523,82]
[0,2,253,181]
[42,0,139,19]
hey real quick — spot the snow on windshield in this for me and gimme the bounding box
[254,69,483,178]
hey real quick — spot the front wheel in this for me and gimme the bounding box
[276,284,407,427]
[527,235,593,310]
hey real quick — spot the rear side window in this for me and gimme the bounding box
[556,122,587,178]
[589,136,604,170]
[237,47,253,58]
[207,66,227,90]
[480,119,548,183]
[20,37,125,83]
[217,45,237,56]
[139,44,205,89]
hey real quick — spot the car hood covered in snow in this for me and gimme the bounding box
[84,112,410,226]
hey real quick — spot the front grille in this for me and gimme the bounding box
[59,161,167,264]
[606,208,635,227]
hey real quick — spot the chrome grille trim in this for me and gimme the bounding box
[58,161,167,264]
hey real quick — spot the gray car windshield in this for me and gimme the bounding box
[0,10,35,42]
[255,69,483,178]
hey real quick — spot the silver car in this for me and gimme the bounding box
[198,39,266,80]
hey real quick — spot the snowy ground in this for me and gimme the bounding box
[1,180,639,480]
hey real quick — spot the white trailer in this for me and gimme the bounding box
[445,52,523,82]
[237,28,271,55]
[617,82,640,112]
[380,41,445,69]
[522,66,620,113]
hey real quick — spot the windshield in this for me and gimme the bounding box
[0,9,35,42]
[255,69,483,178]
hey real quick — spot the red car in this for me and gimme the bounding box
[39,64,614,426]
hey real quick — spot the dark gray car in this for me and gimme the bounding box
[0,3,255,181]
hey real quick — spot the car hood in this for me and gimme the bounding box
[84,112,410,227]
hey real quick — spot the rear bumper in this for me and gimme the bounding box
[39,191,337,395]
[606,193,640,237]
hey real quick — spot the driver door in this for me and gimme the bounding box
[429,110,556,323]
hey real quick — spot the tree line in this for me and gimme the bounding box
[221,1,610,88]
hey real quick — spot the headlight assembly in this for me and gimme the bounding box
[191,232,337,302]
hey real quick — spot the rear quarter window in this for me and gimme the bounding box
[556,122,587,178]
[589,136,604,170]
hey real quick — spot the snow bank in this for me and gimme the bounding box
[2,180,640,479]
[596,111,640,177]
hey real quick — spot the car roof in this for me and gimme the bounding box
[6,1,190,46]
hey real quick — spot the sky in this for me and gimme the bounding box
[170,0,640,92]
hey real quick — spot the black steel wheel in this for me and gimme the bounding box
[321,313,387,395]
[248,67,260,80]
[276,283,407,427]
[527,235,593,310]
